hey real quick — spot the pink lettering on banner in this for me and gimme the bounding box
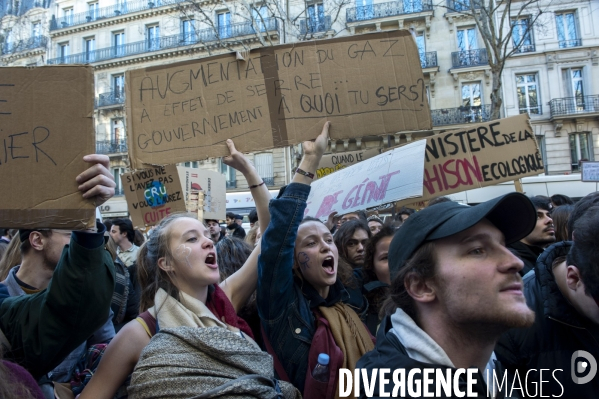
[342,170,400,210]
[314,191,343,218]
[423,155,482,195]
[143,207,172,224]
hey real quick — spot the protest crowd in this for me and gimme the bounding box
[0,119,598,399]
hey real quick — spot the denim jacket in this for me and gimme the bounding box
[257,183,367,393]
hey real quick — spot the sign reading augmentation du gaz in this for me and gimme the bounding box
[121,164,187,229]
[395,114,543,207]
[126,30,432,169]
[0,66,96,229]
[305,139,426,219]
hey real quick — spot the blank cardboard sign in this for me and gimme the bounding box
[126,30,432,169]
[0,66,96,229]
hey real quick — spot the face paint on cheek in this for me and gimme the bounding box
[298,252,310,270]
[174,244,192,268]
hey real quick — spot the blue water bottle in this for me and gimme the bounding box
[312,353,330,383]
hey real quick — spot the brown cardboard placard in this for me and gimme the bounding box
[395,114,543,207]
[121,164,187,229]
[126,30,432,169]
[177,166,226,220]
[0,66,96,229]
[316,148,381,179]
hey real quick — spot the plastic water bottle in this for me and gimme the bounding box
[312,353,330,383]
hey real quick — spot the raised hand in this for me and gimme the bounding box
[222,139,255,176]
[302,121,330,159]
[76,154,116,207]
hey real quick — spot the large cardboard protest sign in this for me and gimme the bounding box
[305,139,426,219]
[121,165,187,229]
[316,148,381,179]
[177,167,226,220]
[395,114,543,206]
[0,66,96,229]
[126,30,432,169]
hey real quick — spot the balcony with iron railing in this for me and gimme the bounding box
[262,176,275,186]
[96,89,125,108]
[431,104,492,126]
[558,39,582,49]
[451,48,488,68]
[50,0,188,31]
[446,0,481,13]
[96,140,128,154]
[420,51,437,69]
[346,0,433,23]
[299,15,332,35]
[514,44,535,54]
[519,105,543,116]
[549,95,599,118]
[47,19,277,65]
[1,36,47,56]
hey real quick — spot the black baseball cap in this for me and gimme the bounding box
[389,192,537,281]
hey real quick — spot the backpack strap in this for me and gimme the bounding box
[260,325,291,383]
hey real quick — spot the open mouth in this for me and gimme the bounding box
[322,256,335,275]
[205,253,218,268]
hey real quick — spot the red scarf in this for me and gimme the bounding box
[207,284,254,339]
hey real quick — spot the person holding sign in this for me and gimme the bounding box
[257,122,375,398]
[78,140,276,399]
[0,154,116,381]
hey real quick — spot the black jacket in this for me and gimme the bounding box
[356,316,499,398]
[227,223,246,239]
[496,241,599,398]
[508,241,543,276]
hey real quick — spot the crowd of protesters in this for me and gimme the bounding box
[0,122,598,398]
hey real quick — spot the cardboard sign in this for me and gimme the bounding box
[395,114,543,207]
[126,30,432,169]
[305,139,426,219]
[316,148,381,179]
[177,167,226,220]
[121,164,187,228]
[581,161,599,182]
[0,66,96,229]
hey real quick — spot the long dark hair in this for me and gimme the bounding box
[363,225,395,317]
[216,237,253,281]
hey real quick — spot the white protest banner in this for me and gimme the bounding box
[177,167,226,220]
[305,139,426,219]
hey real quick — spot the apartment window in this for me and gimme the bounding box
[252,5,269,31]
[88,2,99,20]
[84,37,95,62]
[62,8,73,25]
[306,3,325,33]
[217,12,231,38]
[536,136,548,174]
[112,74,124,99]
[147,25,160,50]
[511,17,534,53]
[113,31,124,56]
[112,119,125,145]
[254,153,274,186]
[516,74,540,115]
[461,82,483,122]
[219,158,236,188]
[59,42,70,61]
[31,22,41,38]
[112,167,126,195]
[457,27,477,51]
[414,31,426,66]
[4,29,13,52]
[184,161,199,168]
[452,0,470,12]
[355,0,373,20]
[562,67,586,113]
[569,133,593,172]
[181,19,196,45]
[556,11,580,48]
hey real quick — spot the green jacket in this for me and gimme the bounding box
[0,226,115,380]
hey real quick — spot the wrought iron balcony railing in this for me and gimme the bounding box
[446,0,481,12]
[514,44,535,54]
[96,140,128,154]
[519,105,543,116]
[346,0,433,23]
[1,36,47,55]
[299,15,332,34]
[431,105,492,126]
[50,0,188,30]
[96,90,125,107]
[262,177,275,186]
[550,95,599,118]
[451,48,488,68]
[558,39,582,49]
[420,51,437,68]
[48,19,277,65]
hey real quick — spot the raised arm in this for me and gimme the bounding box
[257,122,330,321]
[219,139,272,312]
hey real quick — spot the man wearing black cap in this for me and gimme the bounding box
[0,154,116,383]
[355,193,537,398]
[508,195,555,276]
[225,211,246,239]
